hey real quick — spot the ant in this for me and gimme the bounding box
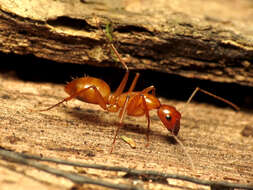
[38,26,239,154]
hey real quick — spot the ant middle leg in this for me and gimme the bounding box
[141,94,151,147]
[142,85,156,96]
[110,72,140,152]
[111,72,140,104]
[110,95,130,153]
[127,73,140,93]
[113,70,129,97]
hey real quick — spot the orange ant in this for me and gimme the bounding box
[38,19,239,153]
[38,40,239,153]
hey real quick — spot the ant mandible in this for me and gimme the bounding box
[39,39,239,153]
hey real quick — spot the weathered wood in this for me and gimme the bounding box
[0,72,253,190]
[0,0,253,86]
[1,1,253,190]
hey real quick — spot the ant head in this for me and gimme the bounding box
[157,105,181,136]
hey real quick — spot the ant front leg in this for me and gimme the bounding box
[126,93,151,147]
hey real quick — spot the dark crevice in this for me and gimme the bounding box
[115,25,153,35]
[0,52,252,110]
[47,16,96,32]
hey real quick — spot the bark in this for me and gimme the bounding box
[0,0,253,86]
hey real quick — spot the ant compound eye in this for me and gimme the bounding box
[165,114,171,121]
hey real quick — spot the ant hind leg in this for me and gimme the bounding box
[38,86,107,112]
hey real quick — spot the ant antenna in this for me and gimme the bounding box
[172,134,195,170]
[173,87,239,170]
[180,87,240,114]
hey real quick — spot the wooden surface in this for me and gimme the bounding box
[1,0,253,189]
[0,71,253,189]
[0,0,253,86]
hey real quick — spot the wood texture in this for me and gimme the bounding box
[0,70,253,190]
[0,1,253,189]
[0,0,253,86]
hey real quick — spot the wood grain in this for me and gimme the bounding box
[0,72,252,189]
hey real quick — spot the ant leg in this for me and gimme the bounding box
[109,43,128,71]
[126,93,151,147]
[113,70,129,97]
[109,39,129,97]
[110,72,141,152]
[39,86,107,111]
[108,71,136,112]
[142,85,156,96]
[96,18,130,99]
[94,16,128,71]
[110,96,130,153]
[180,87,239,113]
[112,70,139,98]
[140,94,151,147]
[127,73,140,92]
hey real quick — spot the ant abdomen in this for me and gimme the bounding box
[64,77,111,104]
